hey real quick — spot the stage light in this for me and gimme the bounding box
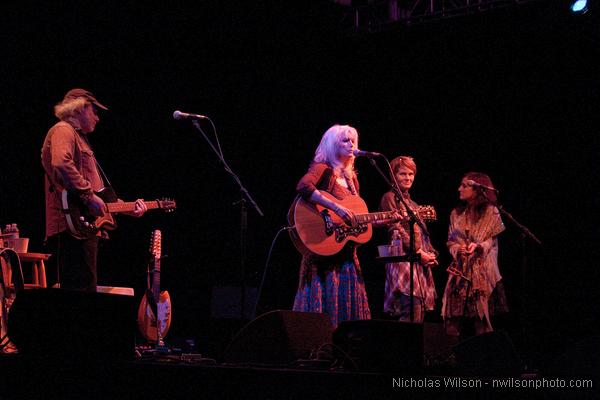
[571,0,588,13]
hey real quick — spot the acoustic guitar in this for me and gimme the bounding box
[288,192,433,256]
[289,192,437,256]
[61,187,176,239]
[137,230,172,344]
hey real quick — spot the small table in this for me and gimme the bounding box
[16,252,51,288]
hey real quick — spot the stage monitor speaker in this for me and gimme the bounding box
[332,319,424,373]
[452,330,521,377]
[7,288,137,359]
[223,310,333,365]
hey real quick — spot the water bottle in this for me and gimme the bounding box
[11,223,19,239]
[4,224,13,239]
[391,229,402,256]
[391,229,402,246]
[3,223,20,250]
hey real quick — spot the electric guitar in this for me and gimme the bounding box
[62,187,176,239]
[288,192,437,256]
[137,230,172,344]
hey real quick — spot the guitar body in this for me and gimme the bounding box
[137,290,172,342]
[290,193,373,256]
[61,188,176,239]
[62,187,118,239]
[88,187,119,232]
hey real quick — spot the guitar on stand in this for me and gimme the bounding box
[137,229,171,353]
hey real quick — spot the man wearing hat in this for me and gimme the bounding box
[41,88,147,292]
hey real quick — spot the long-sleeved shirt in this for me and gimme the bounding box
[41,121,104,238]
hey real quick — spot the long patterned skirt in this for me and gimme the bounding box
[293,256,371,328]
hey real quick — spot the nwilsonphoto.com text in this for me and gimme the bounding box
[392,377,594,390]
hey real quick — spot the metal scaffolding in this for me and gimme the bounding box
[338,0,547,32]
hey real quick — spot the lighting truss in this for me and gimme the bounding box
[341,0,547,32]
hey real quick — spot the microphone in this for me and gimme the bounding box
[466,179,499,193]
[353,149,382,157]
[173,110,209,120]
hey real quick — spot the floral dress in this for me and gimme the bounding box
[292,163,371,328]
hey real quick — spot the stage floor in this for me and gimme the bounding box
[0,353,416,399]
[2,351,596,400]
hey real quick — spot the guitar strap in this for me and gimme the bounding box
[79,132,114,189]
[316,167,333,191]
[345,173,357,195]
[94,160,113,188]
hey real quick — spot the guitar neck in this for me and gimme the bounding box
[354,211,396,224]
[106,200,161,213]
[152,259,161,299]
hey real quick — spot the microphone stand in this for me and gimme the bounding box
[478,189,541,370]
[367,157,429,323]
[191,120,264,322]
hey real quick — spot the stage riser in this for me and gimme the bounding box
[7,288,137,359]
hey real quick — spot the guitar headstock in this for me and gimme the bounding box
[149,229,162,260]
[418,205,437,222]
[158,199,177,213]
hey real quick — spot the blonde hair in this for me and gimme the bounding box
[314,124,358,180]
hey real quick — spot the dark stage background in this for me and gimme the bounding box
[2,1,599,369]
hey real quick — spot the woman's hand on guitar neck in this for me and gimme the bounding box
[390,211,404,223]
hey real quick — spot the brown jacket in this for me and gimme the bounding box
[41,121,104,237]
